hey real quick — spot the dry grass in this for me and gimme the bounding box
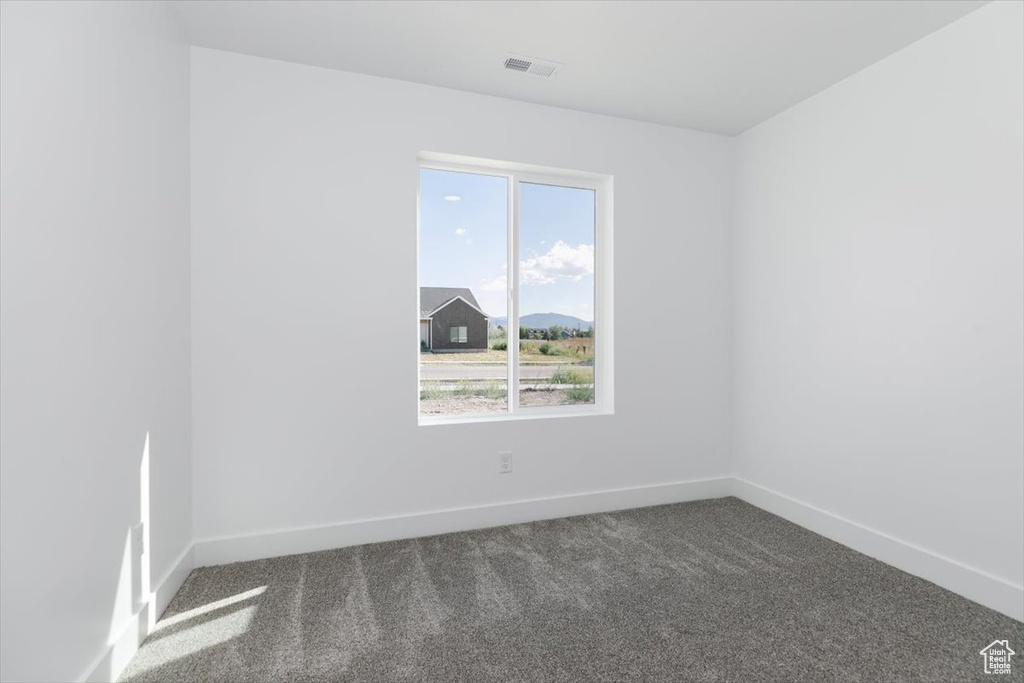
[421,339,593,364]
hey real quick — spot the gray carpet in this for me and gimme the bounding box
[120,498,1023,682]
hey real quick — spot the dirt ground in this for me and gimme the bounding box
[419,388,591,415]
[519,388,592,407]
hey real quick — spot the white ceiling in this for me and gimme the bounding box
[171,0,986,135]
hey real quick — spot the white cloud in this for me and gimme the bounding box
[479,274,507,292]
[520,241,594,285]
[454,227,466,236]
[478,241,593,296]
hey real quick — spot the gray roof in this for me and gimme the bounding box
[420,287,487,318]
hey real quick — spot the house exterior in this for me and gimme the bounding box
[419,287,489,351]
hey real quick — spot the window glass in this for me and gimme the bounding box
[418,160,607,423]
[419,169,508,416]
[517,183,596,407]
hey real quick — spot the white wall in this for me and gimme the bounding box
[0,2,191,681]
[5,4,1016,678]
[189,48,733,546]
[734,0,1023,613]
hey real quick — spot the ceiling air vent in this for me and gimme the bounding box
[504,57,532,73]
[504,54,560,79]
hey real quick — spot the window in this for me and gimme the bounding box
[418,153,613,423]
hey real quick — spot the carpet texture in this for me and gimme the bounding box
[119,498,1023,682]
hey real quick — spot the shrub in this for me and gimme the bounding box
[491,340,507,351]
[537,342,572,356]
[566,385,595,403]
[551,367,590,385]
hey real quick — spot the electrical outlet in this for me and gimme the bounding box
[499,451,513,474]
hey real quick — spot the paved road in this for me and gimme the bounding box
[421,363,574,380]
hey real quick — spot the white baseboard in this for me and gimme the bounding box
[732,477,1024,622]
[153,545,195,619]
[82,544,195,683]
[193,477,734,567]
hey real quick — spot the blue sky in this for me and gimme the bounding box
[419,168,595,323]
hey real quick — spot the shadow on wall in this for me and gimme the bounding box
[85,433,152,682]
[87,432,266,681]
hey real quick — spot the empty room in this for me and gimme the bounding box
[1,0,1022,681]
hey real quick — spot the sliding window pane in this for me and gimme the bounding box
[419,168,508,416]
[518,182,596,407]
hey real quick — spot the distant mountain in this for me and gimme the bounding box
[491,313,593,331]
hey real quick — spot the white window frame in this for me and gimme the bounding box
[417,152,614,425]
[449,326,468,344]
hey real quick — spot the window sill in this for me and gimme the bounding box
[418,404,613,427]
